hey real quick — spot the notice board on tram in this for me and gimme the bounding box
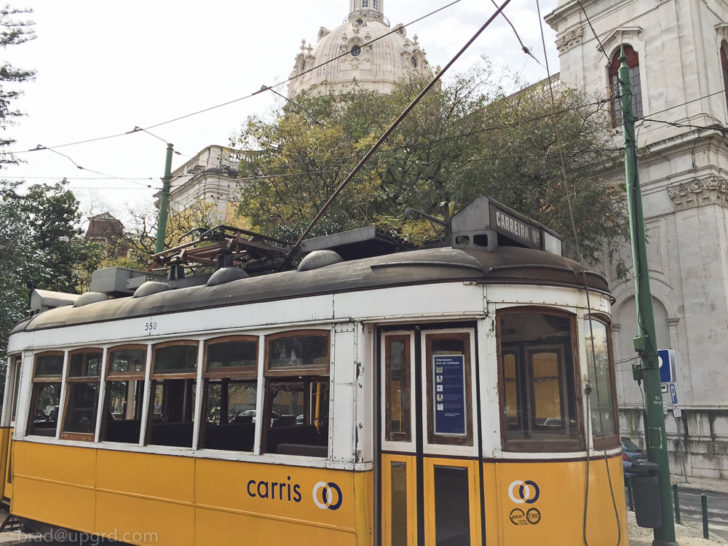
[433,354,466,435]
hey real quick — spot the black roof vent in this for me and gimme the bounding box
[301,226,412,260]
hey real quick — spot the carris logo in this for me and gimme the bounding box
[312,481,343,511]
[507,480,540,504]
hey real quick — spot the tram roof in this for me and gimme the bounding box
[12,245,608,334]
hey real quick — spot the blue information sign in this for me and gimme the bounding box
[658,349,674,383]
[433,355,466,435]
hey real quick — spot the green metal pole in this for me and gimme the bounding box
[155,143,174,254]
[619,46,676,545]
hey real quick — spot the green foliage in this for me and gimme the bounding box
[0,180,100,362]
[235,68,627,262]
[0,5,34,155]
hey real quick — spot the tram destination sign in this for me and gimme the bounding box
[433,355,467,436]
[490,202,543,250]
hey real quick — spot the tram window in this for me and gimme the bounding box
[28,352,64,437]
[263,331,330,457]
[8,355,21,424]
[148,342,198,448]
[425,333,473,446]
[585,319,617,444]
[385,336,411,443]
[201,336,258,452]
[498,310,582,450]
[101,346,146,444]
[61,349,102,439]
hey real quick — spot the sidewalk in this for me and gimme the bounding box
[628,511,726,545]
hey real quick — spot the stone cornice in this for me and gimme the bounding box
[556,27,584,53]
[668,176,728,210]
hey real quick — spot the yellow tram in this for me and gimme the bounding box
[1,197,627,545]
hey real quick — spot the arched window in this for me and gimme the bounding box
[609,45,643,127]
[720,41,728,113]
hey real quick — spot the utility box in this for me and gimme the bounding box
[630,460,662,528]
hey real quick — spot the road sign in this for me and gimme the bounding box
[669,383,682,418]
[658,349,675,383]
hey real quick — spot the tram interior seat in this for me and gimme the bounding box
[203,422,255,451]
[149,421,193,447]
[267,424,328,457]
[104,419,141,443]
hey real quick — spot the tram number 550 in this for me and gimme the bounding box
[144,320,158,335]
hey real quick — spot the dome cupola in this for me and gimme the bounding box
[288,1,431,96]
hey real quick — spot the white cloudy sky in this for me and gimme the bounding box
[2,0,559,221]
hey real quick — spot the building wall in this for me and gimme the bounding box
[547,0,728,480]
[166,145,240,223]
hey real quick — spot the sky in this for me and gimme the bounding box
[1,0,560,223]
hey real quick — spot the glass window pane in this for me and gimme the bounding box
[154,344,198,374]
[386,337,410,442]
[28,383,61,436]
[585,320,616,438]
[35,354,63,377]
[268,335,328,369]
[265,380,328,456]
[503,353,519,429]
[109,348,146,374]
[430,336,469,442]
[203,380,257,451]
[207,340,257,370]
[500,312,578,444]
[531,351,563,425]
[434,466,470,545]
[9,357,21,423]
[391,461,407,546]
[69,351,102,377]
[149,378,196,447]
[62,382,100,434]
[103,380,143,443]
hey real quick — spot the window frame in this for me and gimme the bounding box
[262,330,331,456]
[146,340,199,448]
[584,315,619,450]
[200,335,259,451]
[609,44,643,128]
[264,330,330,378]
[27,351,65,438]
[101,344,148,444]
[496,307,584,452]
[424,331,474,448]
[60,348,103,441]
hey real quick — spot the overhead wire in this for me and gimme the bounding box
[3,0,463,157]
[534,1,621,544]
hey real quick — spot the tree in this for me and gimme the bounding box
[110,198,251,273]
[235,68,626,262]
[0,180,101,362]
[0,5,35,162]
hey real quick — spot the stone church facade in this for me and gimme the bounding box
[546,0,728,480]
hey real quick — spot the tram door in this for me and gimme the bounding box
[379,328,483,546]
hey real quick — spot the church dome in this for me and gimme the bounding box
[288,1,432,96]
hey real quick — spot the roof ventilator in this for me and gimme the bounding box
[298,250,344,271]
[73,292,111,307]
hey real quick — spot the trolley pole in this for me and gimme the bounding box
[619,46,677,545]
[155,143,174,253]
